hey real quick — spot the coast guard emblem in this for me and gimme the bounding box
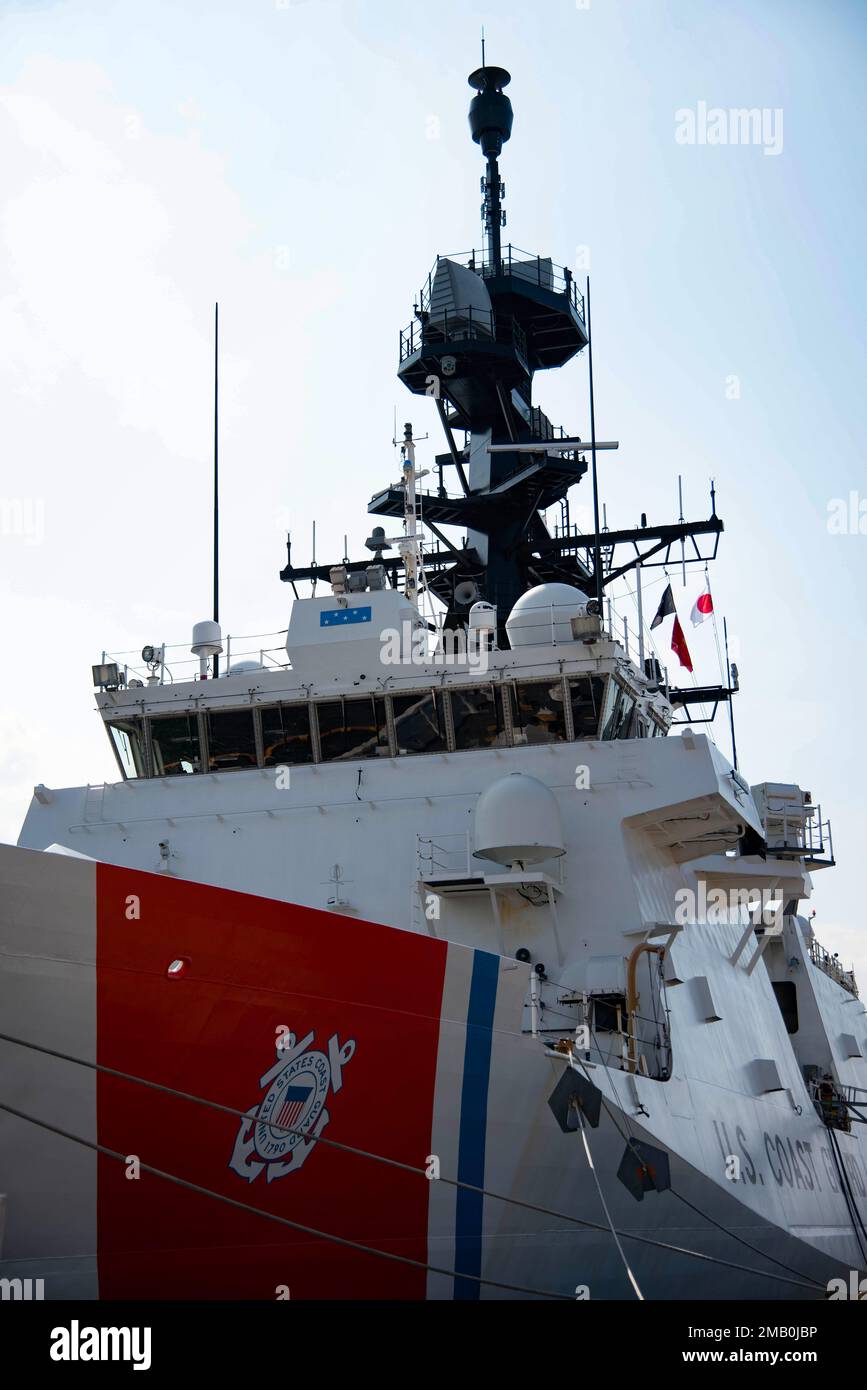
[229,1029,356,1184]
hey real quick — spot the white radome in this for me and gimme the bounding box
[505,582,588,648]
[473,772,566,867]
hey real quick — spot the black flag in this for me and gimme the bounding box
[650,583,676,630]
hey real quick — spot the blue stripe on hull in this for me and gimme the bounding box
[454,951,499,1299]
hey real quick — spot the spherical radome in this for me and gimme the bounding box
[474,772,566,867]
[505,583,588,648]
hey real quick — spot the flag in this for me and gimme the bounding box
[671,616,693,672]
[273,1082,313,1133]
[691,587,714,627]
[650,583,675,630]
[649,579,693,670]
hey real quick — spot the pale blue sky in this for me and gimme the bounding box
[1,0,865,971]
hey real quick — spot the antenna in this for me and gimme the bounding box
[481,26,485,67]
[213,302,220,678]
[585,277,603,611]
[468,63,512,272]
[724,617,739,770]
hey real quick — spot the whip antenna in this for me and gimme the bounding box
[213,301,220,677]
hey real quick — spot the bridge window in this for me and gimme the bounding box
[316,696,390,761]
[510,680,568,744]
[261,703,313,766]
[391,690,448,755]
[205,709,258,771]
[150,713,202,776]
[569,676,609,738]
[607,688,636,740]
[451,685,508,750]
[108,719,147,778]
[599,681,628,740]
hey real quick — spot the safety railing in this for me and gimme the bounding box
[414,247,585,320]
[97,629,290,687]
[809,938,858,996]
[417,832,478,882]
[762,800,834,865]
[399,306,528,367]
[417,832,566,885]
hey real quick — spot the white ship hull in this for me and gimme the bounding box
[2,812,864,1301]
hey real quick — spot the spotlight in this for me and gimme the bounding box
[92,662,120,690]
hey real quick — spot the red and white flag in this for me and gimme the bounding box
[691,586,714,627]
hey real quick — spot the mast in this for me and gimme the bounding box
[399,422,420,606]
[213,302,220,678]
[280,58,726,653]
[585,278,604,610]
[468,66,512,271]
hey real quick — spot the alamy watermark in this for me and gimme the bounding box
[675,102,783,157]
[827,492,867,535]
[380,621,490,673]
[1,1277,45,1300]
[0,498,44,545]
[49,1321,151,1370]
[674,882,783,928]
[827,1271,867,1300]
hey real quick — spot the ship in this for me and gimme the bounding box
[1,61,866,1304]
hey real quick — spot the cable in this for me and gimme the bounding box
[827,1125,867,1265]
[574,1054,828,1291]
[577,1110,643,1300]
[669,1187,834,1288]
[0,1029,825,1290]
[0,1099,571,1302]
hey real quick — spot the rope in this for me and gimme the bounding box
[827,1125,867,1266]
[577,1110,644,1300]
[0,1029,828,1291]
[573,1053,828,1291]
[0,1099,571,1301]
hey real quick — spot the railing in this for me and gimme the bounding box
[99,629,290,687]
[529,407,559,442]
[417,832,477,881]
[417,832,566,885]
[547,990,672,1080]
[413,247,586,321]
[807,1076,860,1131]
[399,306,528,367]
[762,801,834,864]
[840,1083,867,1107]
[809,938,858,996]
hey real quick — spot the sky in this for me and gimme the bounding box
[1,0,866,974]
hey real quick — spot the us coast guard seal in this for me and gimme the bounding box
[229,1029,356,1184]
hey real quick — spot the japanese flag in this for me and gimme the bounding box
[691,588,714,627]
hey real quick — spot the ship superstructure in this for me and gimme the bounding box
[1,63,866,1304]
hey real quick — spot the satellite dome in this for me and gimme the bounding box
[191,620,223,657]
[506,583,589,649]
[473,773,566,868]
[468,600,497,631]
[229,660,264,674]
